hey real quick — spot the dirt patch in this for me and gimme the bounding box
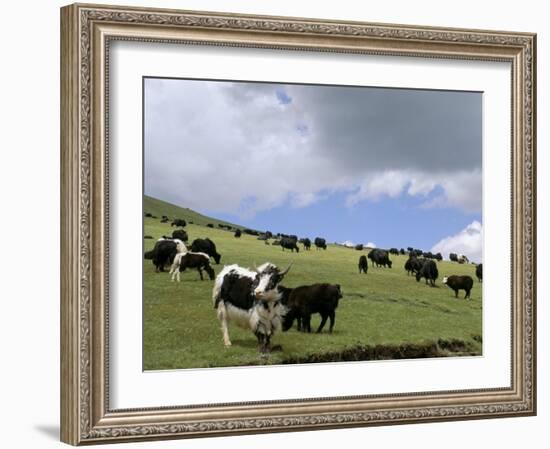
[282,339,479,365]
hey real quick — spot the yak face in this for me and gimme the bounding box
[442,276,449,284]
[213,253,221,264]
[282,308,297,332]
[252,263,291,300]
[204,264,216,280]
[415,271,422,282]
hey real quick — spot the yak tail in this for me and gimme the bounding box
[212,275,223,309]
[144,250,155,260]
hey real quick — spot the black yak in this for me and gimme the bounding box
[358,255,368,274]
[314,237,327,250]
[191,238,221,264]
[368,249,392,268]
[280,283,342,333]
[416,259,438,286]
[476,263,483,282]
[443,275,474,299]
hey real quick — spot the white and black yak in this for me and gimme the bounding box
[169,251,215,282]
[144,238,187,272]
[443,275,474,299]
[212,263,291,352]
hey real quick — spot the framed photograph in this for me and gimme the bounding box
[60,3,536,445]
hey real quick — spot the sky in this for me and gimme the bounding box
[144,78,483,262]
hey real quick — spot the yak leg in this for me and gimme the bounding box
[217,302,231,347]
[455,290,459,298]
[465,289,471,300]
[256,332,271,353]
[197,267,204,280]
[304,316,312,333]
[328,311,336,333]
[317,314,328,333]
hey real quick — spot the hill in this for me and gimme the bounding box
[142,198,483,370]
[144,195,250,231]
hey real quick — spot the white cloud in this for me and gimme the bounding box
[366,242,377,248]
[431,221,483,263]
[345,169,481,213]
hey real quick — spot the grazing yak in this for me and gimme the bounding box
[212,262,291,352]
[404,255,424,276]
[449,253,459,262]
[476,263,483,282]
[160,217,169,223]
[207,223,214,228]
[416,259,438,286]
[280,237,299,252]
[144,212,153,218]
[389,248,399,255]
[314,237,327,250]
[144,238,187,272]
[434,252,443,261]
[355,244,364,251]
[191,238,221,264]
[280,283,342,333]
[368,249,392,268]
[300,238,311,250]
[172,229,188,242]
[244,228,260,236]
[399,248,406,255]
[171,218,186,227]
[144,235,153,239]
[458,254,470,264]
[170,251,215,282]
[443,275,474,299]
[358,255,368,274]
[234,229,242,238]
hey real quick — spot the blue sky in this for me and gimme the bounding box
[144,78,483,260]
[212,190,481,251]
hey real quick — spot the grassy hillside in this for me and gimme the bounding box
[144,195,249,231]
[143,198,482,370]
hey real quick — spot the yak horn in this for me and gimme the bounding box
[280,263,293,276]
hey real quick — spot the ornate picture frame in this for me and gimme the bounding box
[60,3,536,445]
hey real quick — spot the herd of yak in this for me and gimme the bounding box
[144,213,482,353]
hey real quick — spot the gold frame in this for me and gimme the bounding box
[60,3,536,445]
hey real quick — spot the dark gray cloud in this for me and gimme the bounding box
[144,78,482,216]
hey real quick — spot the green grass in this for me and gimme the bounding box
[143,198,482,370]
